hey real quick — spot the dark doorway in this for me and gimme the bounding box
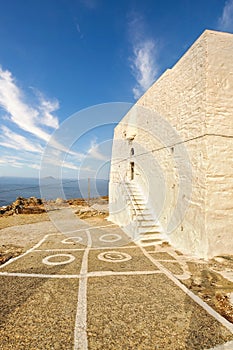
[130,162,134,180]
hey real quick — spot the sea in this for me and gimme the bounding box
[0,177,109,207]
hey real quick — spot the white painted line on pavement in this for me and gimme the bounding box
[98,251,132,263]
[140,246,233,334]
[34,248,86,252]
[207,340,233,349]
[0,269,162,279]
[99,233,122,242]
[0,233,58,269]
[74,229,91,350]
[42,254,76,266]
[34,245,137,252]
[0,271,81,279]
[87,270,162,277]
[153,259,183,262]
[89,245,137,250]
[61,236,83,244]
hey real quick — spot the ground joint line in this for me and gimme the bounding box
[0,233,58,269]
[140,245,233,334]
[74,229,91,350]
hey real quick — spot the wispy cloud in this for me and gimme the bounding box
[128,13,159,99]
[35,91,59,129]
[0,126,43,153]
[29,163,41,170]
[0,154,29,168]
[218,0,233,32]
[75,21,84,40]
[0,67,106,177]
[87,139,108,160]
[0,67,59,142]
[41,154,80,170]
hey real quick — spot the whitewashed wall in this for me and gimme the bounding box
[109,30,233,259]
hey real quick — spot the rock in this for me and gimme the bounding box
[55,198,66,205]
[21,207,45,214]
[0,245,23,265]
[0,196,45,216]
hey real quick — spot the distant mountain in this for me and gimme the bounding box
[42,176,56,180]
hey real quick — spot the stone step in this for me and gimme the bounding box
[134,213,153,218]
[138,239,165,246]
[130,208,148,214]
[137,218,156,223]
[125,181,165,245]
[131,194,146,202]
[127,199,146,205]
[127,192,142,198]
[132,215,154,221]
[138,227,162,234]
[138,221,160,227]
[134,205,147,209]
[127,189,141,195]
[140,232,165,239]
[134,200,147,204]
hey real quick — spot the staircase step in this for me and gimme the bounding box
[135,215,153,219]
[140,233,165,239]
[138,220,158,225]
[138,228,162,234]
[138,222,160,228]
[134,206,147,210]
[133,212,152,216]
[132,198,144,202]
[125,181,166,245]
[138,219,157,224]
[139,239,165,246]
[139,225,160,230]
[128,200,146,205]
[130,205,149,210]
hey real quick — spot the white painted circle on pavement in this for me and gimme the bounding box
[98,251,132,263]
[61,236,82,244]
[42,254,75,266]
[99,233,122,242]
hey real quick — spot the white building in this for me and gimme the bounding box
[109,30,233,259]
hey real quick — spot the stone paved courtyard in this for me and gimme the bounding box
[0,213,233,349]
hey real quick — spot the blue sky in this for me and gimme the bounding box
[0,0,232,179]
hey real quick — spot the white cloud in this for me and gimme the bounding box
[75,22,84,40]
[0,155,26,168]
[48,137,84,159]
[0,67,59,142]
[0,126,43,153]
[87,139,107,160]
[37,93,59,129]
[218,0,233,32]
[128,14,159,99]
[29,164,41,170]
[42,153,80,170]
[0,67,81,169]
[131,40,158,99]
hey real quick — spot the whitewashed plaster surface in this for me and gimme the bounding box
[109,30,233,259]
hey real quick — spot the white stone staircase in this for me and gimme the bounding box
[125,181,168,246]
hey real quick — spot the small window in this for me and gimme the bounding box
[130,148,134,156]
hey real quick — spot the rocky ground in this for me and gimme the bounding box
[1,195,233,326]
[182,259,233,323]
